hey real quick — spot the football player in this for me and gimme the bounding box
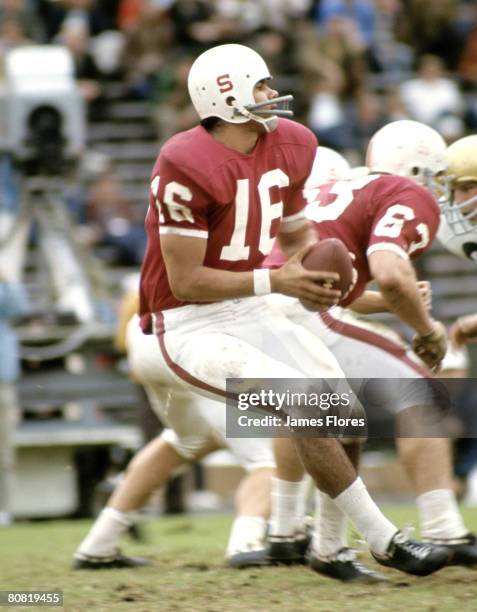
[438,135,477,346]
[82,44,448,576]
[266,122,477,579]
[74,308,281,569]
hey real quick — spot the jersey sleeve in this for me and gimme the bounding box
[151,154,210,240]
[366,190,440,260]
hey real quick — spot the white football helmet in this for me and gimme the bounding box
[366,120,448,198]
[187,44,293,132]
[304,147,351,203]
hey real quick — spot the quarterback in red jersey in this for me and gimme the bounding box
[91,46,447,576]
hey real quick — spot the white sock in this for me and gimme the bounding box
[312,490,347,557]
[225,516,267,557]
[333,478,397,555]
[296,475,312,527]
[417,489,467,540]
[269,477,302,537]
[75,507,133,558]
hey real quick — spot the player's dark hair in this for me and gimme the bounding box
[201,117,222,131]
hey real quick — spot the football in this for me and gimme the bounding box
[300,238,354,311]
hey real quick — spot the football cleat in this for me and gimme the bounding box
[73,550,151,570]
[371,531,449,576]
[266,535,304,565]
[227,548,270,569]
[428,533,477,567]
[308,547,387,583]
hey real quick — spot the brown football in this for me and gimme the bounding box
[300,238,354,311]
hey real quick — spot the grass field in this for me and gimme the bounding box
[1,506,477,612]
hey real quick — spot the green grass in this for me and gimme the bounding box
[1,507,477,611]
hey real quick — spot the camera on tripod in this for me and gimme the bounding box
[1,45,86,175]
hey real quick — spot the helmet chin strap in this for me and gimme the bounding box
[232,95,293,133]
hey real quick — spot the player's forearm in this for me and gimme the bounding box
[375,273,434,336]
[348,290,387,314]
[169,266,257,301]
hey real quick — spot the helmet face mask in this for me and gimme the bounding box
[187,44,293,132]
[366,120,449,201]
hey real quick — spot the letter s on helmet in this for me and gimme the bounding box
[187,44,293,133]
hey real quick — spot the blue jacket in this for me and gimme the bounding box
[0,282,27,382]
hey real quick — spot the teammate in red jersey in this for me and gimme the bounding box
[74,45,448,575]
[266,124,477,580]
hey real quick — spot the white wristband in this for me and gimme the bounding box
[253,269,272,296]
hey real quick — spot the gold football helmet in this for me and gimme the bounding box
[438,135,477,261]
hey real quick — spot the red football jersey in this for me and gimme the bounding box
[266,174,440,306]
[139,118,317,322]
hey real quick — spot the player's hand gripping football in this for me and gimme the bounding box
[449,313,477,347]
[270,244,341,311]
[412,320,448,372]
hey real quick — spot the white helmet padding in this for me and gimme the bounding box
[187,44,293,132]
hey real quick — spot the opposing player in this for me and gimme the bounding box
[118,44,448,576]
[266,122,477,578]
[438,134,477,346]
[74,307,279,569]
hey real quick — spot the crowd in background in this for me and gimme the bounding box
[2,0,477,150]
[2,0,477,266]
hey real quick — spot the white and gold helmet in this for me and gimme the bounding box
[438,136,477,255]
[187,44,293,133]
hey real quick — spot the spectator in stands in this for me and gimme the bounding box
[343,89,388,159]
[76,167,146,266]
[458,2,477,91]
[168,0,217,51]
[314,0,376,49]
[368,0,413,83]
[403,0,462,70]
[38,0,112,41]
[307,66,352,150]
[0,0,45,43]
[399,54,465,141]
[55,17,103,103]
[0,16,32,53]
[120,0,175,98]
[150,52,197,143]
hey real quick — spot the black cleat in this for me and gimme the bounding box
[371,531,449,576]
[429,533,477,567]
[295,520,313,561]
[266,535,304,566]
[227,548,270,568]
[309,547,387,583]
[73,550,151,570]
